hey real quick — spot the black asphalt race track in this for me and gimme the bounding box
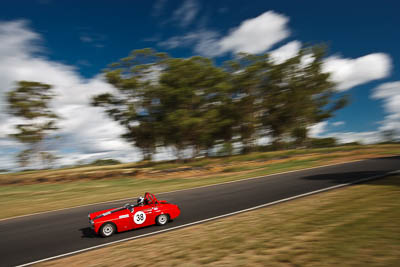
[1,156,399,266]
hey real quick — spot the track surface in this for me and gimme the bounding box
[1,156,399,266]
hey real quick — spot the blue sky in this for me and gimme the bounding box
[0,0,399,168]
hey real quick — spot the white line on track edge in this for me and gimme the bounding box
[16,169,400,267]
[1,159,367,222]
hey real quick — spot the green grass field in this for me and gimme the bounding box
[39,175,400,267]
[1,144,399,220]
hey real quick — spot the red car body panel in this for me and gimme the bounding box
[89,192,180,235]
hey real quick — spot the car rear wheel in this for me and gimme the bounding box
[156,214,169,226]
[100,222,116,237]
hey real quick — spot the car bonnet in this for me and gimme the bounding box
[93,207,126,221]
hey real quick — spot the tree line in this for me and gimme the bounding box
[6,45,349,167]
[92,46,347,160]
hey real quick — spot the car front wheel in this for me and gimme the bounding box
[100,223,116,237]
[156,214,169,226]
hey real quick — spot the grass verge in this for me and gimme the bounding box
[38,175,400,267]
[1,144,399,220]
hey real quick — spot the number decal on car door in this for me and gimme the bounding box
[133,211,146,224]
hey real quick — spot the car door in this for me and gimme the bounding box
[141,204,157,225]
[131,204,156,228]
[116,210,135,232]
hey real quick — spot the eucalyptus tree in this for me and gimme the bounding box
[93,49,236,159]
[92,48,167,160]
[94,45,348,161]
[7,81,59,167]
[224,53,270,152]
[261,46,348,147]
[226,46,348,149]
[156,56,236,158]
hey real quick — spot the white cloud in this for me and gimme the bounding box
[257,136,272,146]
[332,121,345,127]
[308,122,328,137]
[158,30,221,57]
[328,131,381,144]
[158,36,183,49]
[309,121,381,144]
[0,20,141,169]
[160,10,391,94]
[191,31,223,57]
[219,11,290,55]
[78,32,106,47]
[269,41,301,64]
[160,11,290,57]
[0,20,41,58]
[323,53,392,91]
[173,0,200,27]
[372,81,400,100]
[372,81,400,135]
[80,35,93,43]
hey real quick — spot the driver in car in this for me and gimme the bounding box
[124,196,145,212]
[137,196,144,206]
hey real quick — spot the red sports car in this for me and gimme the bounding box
[88,192,180,237]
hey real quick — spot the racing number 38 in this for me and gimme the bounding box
[134,211,146,224]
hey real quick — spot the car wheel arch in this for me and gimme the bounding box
[99,221,118,236]
[156,213,170,225]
